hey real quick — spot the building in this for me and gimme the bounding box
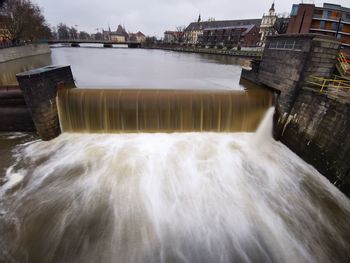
[129,31,146,42]
[287,3,350,50]
[163,31,183,43]
[184,18,261,44]
[110,32,126,42]
[259,3,278,43]
[201,25,260,47]
[0,15,10,43]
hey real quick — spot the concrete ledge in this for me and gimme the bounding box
[0,44,51,63]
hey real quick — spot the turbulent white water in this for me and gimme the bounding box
[0,109,350,263]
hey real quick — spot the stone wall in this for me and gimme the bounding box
[0,44,51,63]
[241,34,350,196]
[17,66,76,140]
[0,86,35,132]
[279,88,350,195]
[258,34,340,114]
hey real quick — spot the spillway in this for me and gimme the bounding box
[57,88,273,133]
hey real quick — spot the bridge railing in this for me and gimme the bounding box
[307,75,350,93]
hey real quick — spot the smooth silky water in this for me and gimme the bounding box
[0,47,350,262]
[0,108,350,263]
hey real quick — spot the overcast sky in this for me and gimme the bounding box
[32,0,350,37]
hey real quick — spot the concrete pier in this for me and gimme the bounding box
[16,66,76,141]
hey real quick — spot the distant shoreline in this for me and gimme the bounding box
[143,45,262,58]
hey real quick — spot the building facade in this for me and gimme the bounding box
[201,25,260,47]
[163,31,183,43]
[287,3,350,50]
[259,3,278,43]
[129,31,146,42]
[184,19,261,45]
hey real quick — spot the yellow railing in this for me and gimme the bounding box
[337,52,350,77]
[307,75,350,93]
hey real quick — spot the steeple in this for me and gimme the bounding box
[269,2,275,16]
[198,14,201,23]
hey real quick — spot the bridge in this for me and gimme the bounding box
[47,39,142,48]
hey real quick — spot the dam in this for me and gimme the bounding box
[0,43,350,263]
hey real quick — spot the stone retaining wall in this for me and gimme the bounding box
[0,44,51,63]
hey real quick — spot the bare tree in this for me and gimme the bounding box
[1,0,51,42]
[274,16,290,35]
[57,23,69,39]
[69,26,78,39]
[175,25,186,43]
[79,31,90,40]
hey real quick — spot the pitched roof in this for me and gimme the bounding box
[203,24,257,36]
[185,19,262,32]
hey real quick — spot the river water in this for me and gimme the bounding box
[0,46,350,263]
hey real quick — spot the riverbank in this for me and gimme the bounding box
[144,45,262,58]
[0,44,51,63]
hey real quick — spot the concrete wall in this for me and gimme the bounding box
[17,66,75,141]
[258,34,340,113]
[279,88,350,195]
[241,34,350,196]
[0,44,51,63]
[0,86,35,132]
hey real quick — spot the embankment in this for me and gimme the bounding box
[144,45,262,58]
[0,44,51,63]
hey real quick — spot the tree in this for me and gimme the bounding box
[1,0,51,42]
[79,31,90,40]
[175,25,186,43]
[69,26,78,39]
[57,23,69,39]
[94,32,103,40]
[274,16,289,35]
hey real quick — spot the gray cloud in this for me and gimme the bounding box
[33,0,350,37]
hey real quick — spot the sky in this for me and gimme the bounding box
[32,0,350,38]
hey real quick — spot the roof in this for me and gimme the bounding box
[185,19,262,32]
[129,31,145,37]
[164,31,183,37]
[203,24,257,36]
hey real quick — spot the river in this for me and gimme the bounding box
[0,46,349,263]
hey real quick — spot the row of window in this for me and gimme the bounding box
[268,40,303,50]
[319,20,346,31]
[322,10,350,22]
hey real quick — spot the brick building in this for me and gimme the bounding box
[184,18,261,45]
[287,3,350,50]
[201,25,260,47]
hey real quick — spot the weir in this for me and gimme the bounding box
[57,88,272,133]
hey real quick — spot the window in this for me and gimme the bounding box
[323,10,332,19]
[268,39,302,51]
[291,4,299,16]
[332,22,338,31]
[343,14,350,22]
[320,21,325,29]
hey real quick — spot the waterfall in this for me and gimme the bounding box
[57,88,273,133]
[1,106,350,263]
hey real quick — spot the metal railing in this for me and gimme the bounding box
[337,52,350,77]
[307,75,350,93]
